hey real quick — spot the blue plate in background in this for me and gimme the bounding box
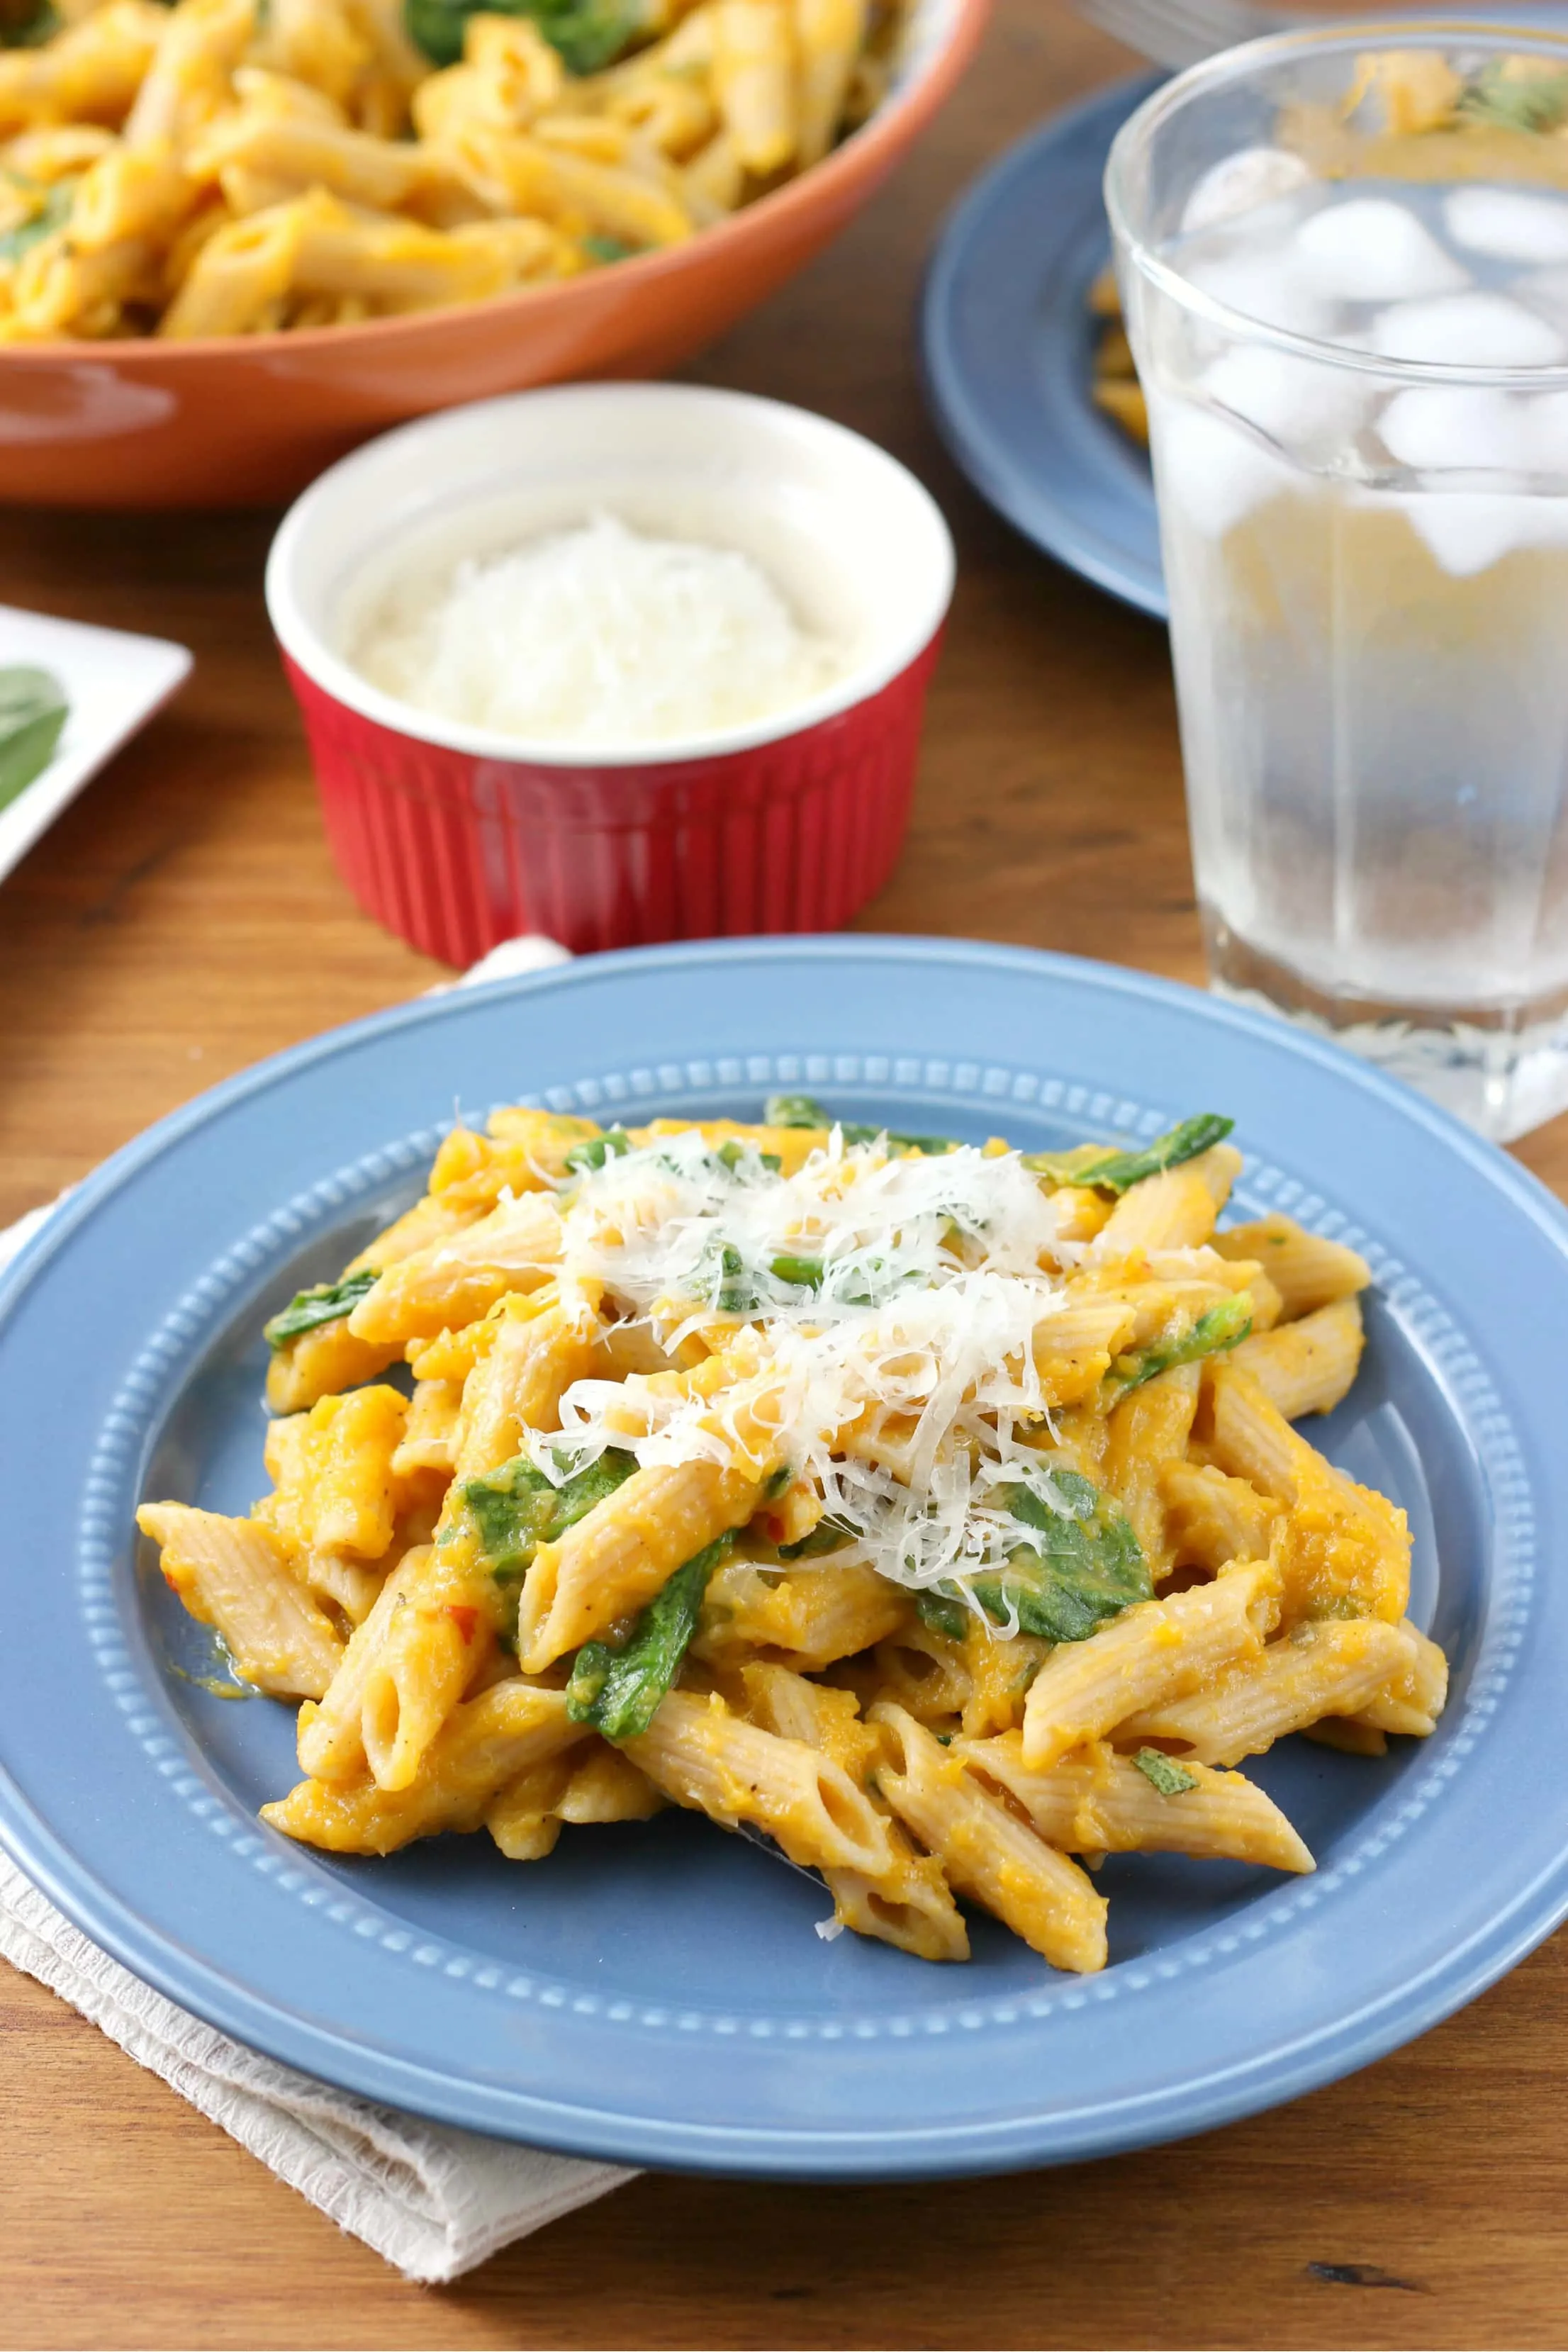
[922,75,1167,617]
[0,935,1562,2173]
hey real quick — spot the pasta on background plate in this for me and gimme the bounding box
[140,1094,1447,1971]
[0,0,907,339]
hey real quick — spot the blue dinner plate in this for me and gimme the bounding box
[922,74,1167,618]
[1,935,1564,2175]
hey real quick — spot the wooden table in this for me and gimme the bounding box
[4,5,1568,2344]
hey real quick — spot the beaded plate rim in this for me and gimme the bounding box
[1,935,1564,2169]
[78,1047,1529,2042]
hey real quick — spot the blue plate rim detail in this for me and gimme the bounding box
[3,933,1567,2176]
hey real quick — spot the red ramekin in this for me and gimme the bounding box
[266,385,955,965]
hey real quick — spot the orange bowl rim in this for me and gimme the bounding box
[0,0,991,367]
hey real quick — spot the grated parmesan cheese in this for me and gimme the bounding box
[352,511,846,746]
[517,1130,1102,1612]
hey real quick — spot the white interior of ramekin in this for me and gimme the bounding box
[265,383,956,768]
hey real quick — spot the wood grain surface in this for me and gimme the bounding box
[4,4,1567,2345]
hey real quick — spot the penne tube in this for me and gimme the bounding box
[793,0,865,165]
[958,1730,1315,1873]
[711,0,797,173]
[10,228,159,334]
[1102,1361,1202,1577]
[256,1383,408,1560]
[871,1703,1109,1973]
[693,1559,909,1669]
[738,1662,968,1961]
[449,1287,604,1479]
[867,1618,973,1729]
[264,1680,590,1854]
[254,0,371,109]
[347,1187,564,1344]
[1031,1297,1139,1406]
[138,1501,344,1699]
[0,0,167,137]
[123,0,257,147]
[295,1544,430,1782]
[68,134,193,250]
[1160,1460,1279,1572]
[1228,1296,1365,1421]
[483,1753,576,1859]
[517,1456,765,1671]
[1355,1618,1449,1736]
[627,1687,897,1878]
[186,111,437,211]
[1092,1143,1243,1255]
[1207,1363,1411,1623]
[159,198,302,335]
[1020,1557,1281,1770]
[1120,1618,1419,1764]
[1213,1215,1372,1319]
[438,121,693,247]
[391,1377,463,1479]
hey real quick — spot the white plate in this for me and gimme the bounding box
[0,605,191,884]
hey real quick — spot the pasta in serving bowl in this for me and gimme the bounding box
[139,1091,1447,1973]
[0,0,985,502]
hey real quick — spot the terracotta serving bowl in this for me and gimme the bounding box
[0,0,986,509]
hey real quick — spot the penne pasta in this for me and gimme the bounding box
[958,1731,1315,1873]
[1019,1558,1282,1770]
[138,1501,343,1698]
[138,1094,1443,1973]
[872,1703,1109,1973]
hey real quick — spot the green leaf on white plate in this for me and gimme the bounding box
[0,665,68,813]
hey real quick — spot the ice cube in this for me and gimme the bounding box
[1523,264,1568,327]
[1294,198,1467,303]
[1445,186,1568,264]
[1378,385,1521,470]
[1151,399,1293,539]
[1394,485,1541,575]
[1401,490,1537,576]
[1525,389,1568,473]
[1182,247,1339,340]
[1181,147,1315,235]
[1206,344,1363,449]
[1370,291,1567,366]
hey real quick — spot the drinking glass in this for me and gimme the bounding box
[1107,23,1568,1141]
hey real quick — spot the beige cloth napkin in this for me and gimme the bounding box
[0,934,638,2283]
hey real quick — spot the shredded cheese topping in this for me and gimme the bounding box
[522,1130,1097,1605]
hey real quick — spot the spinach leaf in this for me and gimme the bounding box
[768,1250,824,1289]
[0,0,60,50]
[693,1238,757,1314]
[405,0,642,72]
[0,662,67,811]
[0,177,70,266]
[565,1531,732,1742]
[918,1469,1152,1645]
[463,1447,638,1586]
[763,1093,829,1129]
[583,233,639,264]
[715,1138,780,1174]
[914,1588,970,1641]
[263,1267,379,1348]
[564,1124,631,1175]
[761,1093,956,1155]
[1102,1294,1252,1404]
[1025,1113,1234,1196]
[1132,1747,1198,1796]
[1459,62,1568,133]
